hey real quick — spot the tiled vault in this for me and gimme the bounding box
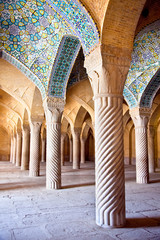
[0,0,99,99]
[124,20,160,108]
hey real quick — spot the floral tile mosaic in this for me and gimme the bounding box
[0,0,99,99]
[124,20,160,108]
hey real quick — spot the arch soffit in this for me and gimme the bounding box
[124,20,160,108]
[1,0,99,100]
[102,0,146,51]
[69,95,94,123]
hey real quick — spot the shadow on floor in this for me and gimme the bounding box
[126,217,160,228]
[62,182,95,189]
[0,182,45,191]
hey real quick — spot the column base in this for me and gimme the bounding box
[96,213,126,228]
[29,171,39,177]
[46,181,61,190]
[73,165,80,170]
[136,176,149,184]
[16,163,21,167]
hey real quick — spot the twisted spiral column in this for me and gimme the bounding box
[46,122,61,189]
[16,130,22,167]
[29,122,42,177]
[61,133,66,166]
[72,128,81,169]
[43,97,64,190]
[21,125,30,170]
[130,108,150,184]
[95,95,125,228]
[81,138,86,164]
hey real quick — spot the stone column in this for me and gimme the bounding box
[69,137,73,163]
[41,129,46,163]
[29,121,42,177]
[72,128,81,169]
[148,125,155,173]
[21,125,30,170]
[10,133,14,163]
[61,133,66,166]
[85,45,131,228]
[43,97,64,189]
[81,137,86,164]
[16,129,22,167]
[12,131,17,164]
[130,108,151,183]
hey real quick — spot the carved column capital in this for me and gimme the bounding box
[84,45,131,96]
[43,97,65,124]
[30,121,42,133]
[130,107,151,128]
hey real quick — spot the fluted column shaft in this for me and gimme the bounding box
[95,96,125,227]
[130,108,150,184]
[61,133,66,166]
[29,122,42,177]
[148,125,155,173]
[16,130,22,167]
[43,97,64,190]
[21,125,30,170]
[69,137,73,163]
[81,138,86,164]
[72,128,81,169]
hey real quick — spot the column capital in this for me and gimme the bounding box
[84,45,131,96]
[30,121,42,132]
[130,107,151,127]
[43,97,65,123]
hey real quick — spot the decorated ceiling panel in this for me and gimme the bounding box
[124,20,160,108]
[0,0,74,96]
[0,0,99,99]
[46,0,99,55]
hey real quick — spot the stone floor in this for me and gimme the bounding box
[0,161,160,240]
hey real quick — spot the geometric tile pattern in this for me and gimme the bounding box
[0,0,99,99]
[124,20,160,108]
[0,0,74,94]
[48,36,81,99]
[46,0,99,55]
[140,69,160,108]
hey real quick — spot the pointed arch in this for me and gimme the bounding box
[1,51,46,99]
[48,35,81,99]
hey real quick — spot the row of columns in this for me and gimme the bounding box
[8,45,156,229]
